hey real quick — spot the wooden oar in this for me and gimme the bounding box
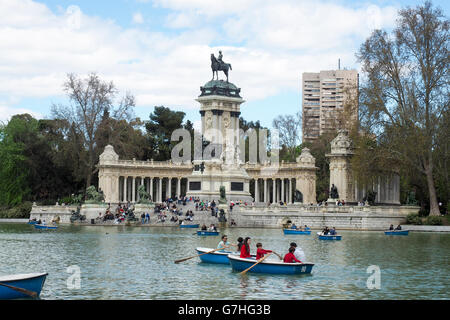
[0,282,38,298]
[272,251,283,260]
[240,253,273,275]
[174,247,229,264]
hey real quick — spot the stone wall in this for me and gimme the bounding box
[229,204,420,230]
[30,205,78,224]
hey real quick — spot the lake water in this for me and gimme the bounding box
[0,223,449,300]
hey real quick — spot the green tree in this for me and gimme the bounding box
[0,118,29,206]
[145,106,188,161]
[356,1,449,215]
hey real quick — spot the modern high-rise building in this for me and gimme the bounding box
[302,69,359,143]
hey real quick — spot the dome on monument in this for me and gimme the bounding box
[200,80,241,98]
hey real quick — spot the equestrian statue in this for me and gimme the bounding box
[211,50,232,82]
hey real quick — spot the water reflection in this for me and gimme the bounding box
[0,224,449,299]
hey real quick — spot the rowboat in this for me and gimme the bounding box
[27,221,37,225]
[283,229,311,235]
[0,273,48,299]
[196,247,235,264]
[317,232,342,240]
[197,230,219,236]
[34,224,58,230]
[385,230,409,236]
[228,254,314,275]
[179,224,200,229]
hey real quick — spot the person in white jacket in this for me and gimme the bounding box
[290,242,306,262]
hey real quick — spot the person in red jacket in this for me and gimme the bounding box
[283,246,302,263]
[240,237,252,258]
[256,242,272,259]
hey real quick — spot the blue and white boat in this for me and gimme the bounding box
[228,254,314,275]
[179,223,200,229]
[0,273,48,299]
[27,221,37,225]
[196,247,235,264]
[34,224,58,230]
[283,229,311,235]
[385,230,409,236]
[317,232,342,240]
[197,230,219,236]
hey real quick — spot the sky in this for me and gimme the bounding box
[0,0,448,131]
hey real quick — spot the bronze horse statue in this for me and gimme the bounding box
[211,54,232,82]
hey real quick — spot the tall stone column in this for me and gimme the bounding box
[289,179,292,204]
[150,177,153,202]
[281,178,285,203]
[255,179,259,202]
[272,179,276,204]
[132,177,136,203]
[177,177,181,199]
[158,178,163,203]
[264,179,267,203]
[123,176,127,203]
[168,178,172,200]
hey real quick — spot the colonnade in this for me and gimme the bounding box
[250,178,297,204]
[118,176,186,203]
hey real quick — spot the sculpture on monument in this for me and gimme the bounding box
[85,186,105,204]
[294,190,303,203]
[211,51,232,82]
[137,185,152,204]
[218,186,227,204]
[330,184,339,199]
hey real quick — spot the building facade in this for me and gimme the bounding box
[98,76,318,205]
[302,69,359,143]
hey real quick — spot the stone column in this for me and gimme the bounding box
[272,179,276,203]
[177,177,181,199]
[150,177,153,202]
[132,177,136,203]
[281,178,285,203]
[168,177,172,200]
[158,178,163,203]
[255,179,259,202]
[263,179,267,203]
[288,178,292,203]
[123,176,127,203]
[116,175,120,203]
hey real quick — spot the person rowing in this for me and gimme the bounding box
[217,235,236,252]
[256,242,272,259]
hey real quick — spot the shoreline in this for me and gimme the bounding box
[1,218,449,232]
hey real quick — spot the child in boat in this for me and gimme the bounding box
[329,227,337,235]
[240,237,252,258]
[283,247,302,263]
[236,237,244,253]
[256,243,272,259]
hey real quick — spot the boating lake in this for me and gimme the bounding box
[0,223,449,300]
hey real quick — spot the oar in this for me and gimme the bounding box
[272,251,283,260]
[174,247,229,264]
[0,282,38,299]
[240,253,273,275]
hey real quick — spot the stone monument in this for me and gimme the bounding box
[186,52,252,203]
[326,130,355,203]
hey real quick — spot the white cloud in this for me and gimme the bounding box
[0,104,42,122]
[132,12,144,24]
[0,0,400,119]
